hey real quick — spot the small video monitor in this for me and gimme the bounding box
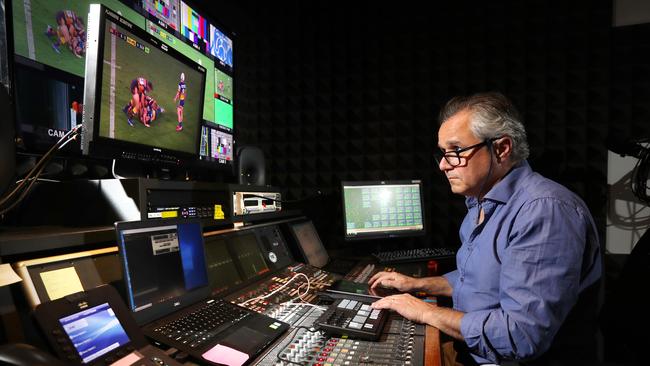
[341,180,426,240]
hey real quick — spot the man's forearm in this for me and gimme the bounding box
[414,276,453,297]
[423,306,465,340]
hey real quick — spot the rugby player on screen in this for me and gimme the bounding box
[173,72,186,131]
[123,77,153,127]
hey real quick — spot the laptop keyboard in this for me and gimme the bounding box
[153,299,250,349]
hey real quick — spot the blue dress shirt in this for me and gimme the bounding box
[443,161,602,364]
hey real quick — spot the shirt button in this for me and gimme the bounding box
[460,277,464,282]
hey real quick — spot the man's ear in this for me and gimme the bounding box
[494,137,513,161]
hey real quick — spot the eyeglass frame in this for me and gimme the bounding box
[435,136,504,167]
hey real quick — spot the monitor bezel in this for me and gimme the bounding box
[82,4,208,167]
[341,179,427,241]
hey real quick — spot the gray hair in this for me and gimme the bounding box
[439,92,530,163]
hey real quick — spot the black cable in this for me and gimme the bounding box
[631,139,650,206]
[0,125,82,215]
[1,124,80,205]
[0,162,47,216]
[475,138,496,224]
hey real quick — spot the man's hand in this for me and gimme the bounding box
[368,271,419,292]
[370,293,434,324]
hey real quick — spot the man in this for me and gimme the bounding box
[173,72,186,131]
[123,77,153,127]
[46,10,85,57]
[142,95,164,125]
[369,92,602,365]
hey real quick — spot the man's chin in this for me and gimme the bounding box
[448,182,467,195]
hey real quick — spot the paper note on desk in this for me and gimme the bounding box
[202,344,249,366]
[0,264,22,286]
[40,267,84,300]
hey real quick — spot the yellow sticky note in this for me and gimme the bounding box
[214,205,225,220]
[40,267,84,300]
[0,264,22,286]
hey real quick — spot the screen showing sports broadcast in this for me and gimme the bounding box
[12,0,144,78]
[10,0,234,156]
[10,0,144,150]
[97,16,206,154]
[145,20,217,127]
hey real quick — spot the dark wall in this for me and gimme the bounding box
[223,0,612,251]
[611,23,650,142]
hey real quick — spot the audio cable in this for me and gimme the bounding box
[0,125,83,216]
[238,273,310,307]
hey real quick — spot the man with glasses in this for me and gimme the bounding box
[369,92,602,366]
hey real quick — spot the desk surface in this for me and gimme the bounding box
[425,325,442,366]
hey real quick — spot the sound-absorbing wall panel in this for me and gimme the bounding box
[232,1,611,251]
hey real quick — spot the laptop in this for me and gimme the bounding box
[115,218,289,366]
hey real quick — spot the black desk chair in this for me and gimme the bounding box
[599,230,650,365]
[0,343,66,366]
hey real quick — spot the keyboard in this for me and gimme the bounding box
[372,247,457,264]
[315,298,387,340]
[152,299,250,349]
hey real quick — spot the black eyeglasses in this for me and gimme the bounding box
[435,137,502,167]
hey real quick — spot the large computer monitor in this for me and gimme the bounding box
[341,180,426,240]
[9,0,144,154]
[82,4,207,167]
[9,0,235,168]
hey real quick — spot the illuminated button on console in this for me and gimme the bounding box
[316,298,387,340]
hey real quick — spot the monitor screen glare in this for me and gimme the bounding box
[342,180,425,240]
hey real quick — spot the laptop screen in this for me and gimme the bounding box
[116,220,209,320]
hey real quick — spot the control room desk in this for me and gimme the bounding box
[425,324,442,366]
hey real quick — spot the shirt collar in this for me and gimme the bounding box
[465,160,533,208]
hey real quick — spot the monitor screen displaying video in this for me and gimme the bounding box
[97,17,205,154]
[209,24,233,70]
[9,0,235,168]
[83,4,208,162]
[10,0,144,152]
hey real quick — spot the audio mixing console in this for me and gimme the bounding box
[225,262,427,366]
[226,263,340,317]
[212,216,433,366]
[253,310,425,366]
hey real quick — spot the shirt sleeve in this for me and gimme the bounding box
[443,269,459,291]
[460,197,589,362]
